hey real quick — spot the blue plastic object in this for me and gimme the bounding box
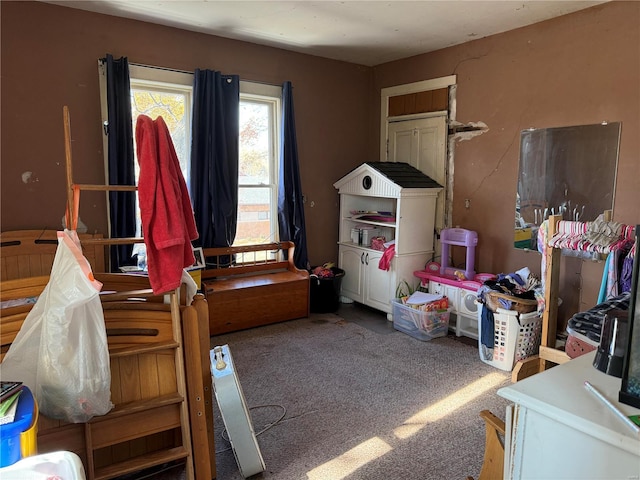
[0,387,35,467]
[439,228,478,281]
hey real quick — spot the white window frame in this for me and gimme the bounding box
[238,81,282,245]
[129,66,194,183]
[98,61,282,244]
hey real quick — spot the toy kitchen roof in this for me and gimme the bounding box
[333,162,442,197]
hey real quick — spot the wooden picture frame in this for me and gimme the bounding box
[192,247,205,269]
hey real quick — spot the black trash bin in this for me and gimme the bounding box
[309,267,345,313]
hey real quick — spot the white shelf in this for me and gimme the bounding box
[458,323,478,340]
[344,217,397,228]
[335,164,440,315]
[337,241,384,250]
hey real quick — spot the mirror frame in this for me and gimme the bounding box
[515,122,621,251]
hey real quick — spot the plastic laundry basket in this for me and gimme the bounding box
[478,306,542,371]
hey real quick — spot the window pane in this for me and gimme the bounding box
[130,87,190,236]
[235,93,279,248]
[239,101,270,186]
[122,74,280,249]
[236,187,273,245]
[131,89,190,181]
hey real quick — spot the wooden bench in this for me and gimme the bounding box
[201,241,310,335]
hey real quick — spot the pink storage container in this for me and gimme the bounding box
[475,273,496,283]
[371,236,386,251]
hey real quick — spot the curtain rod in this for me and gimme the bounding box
[129,62,192,75]
[128,61,280,87]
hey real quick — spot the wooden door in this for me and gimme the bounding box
[387,116,447,233]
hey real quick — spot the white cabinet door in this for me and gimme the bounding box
[363,250,394,313]
[339,245,364,303]
[339,247,394,314]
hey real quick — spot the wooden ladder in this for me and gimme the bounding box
[62,106,196,480]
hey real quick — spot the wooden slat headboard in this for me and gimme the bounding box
[0,230,106,281]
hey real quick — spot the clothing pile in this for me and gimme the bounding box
[477,267,544,312]
[477,267,544,361]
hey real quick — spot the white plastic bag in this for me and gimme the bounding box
[0,230,113,423]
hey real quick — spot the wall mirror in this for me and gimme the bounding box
[514,122,621,250]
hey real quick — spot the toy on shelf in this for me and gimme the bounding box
[440,228,478,280]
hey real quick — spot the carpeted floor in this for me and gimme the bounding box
[132,307,511,480]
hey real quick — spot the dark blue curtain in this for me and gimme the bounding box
[104,54,136,271]
[278,82,309,270]
[190,69,240,249]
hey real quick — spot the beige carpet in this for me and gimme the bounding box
[125,310,511,479]
[206,312,511,480]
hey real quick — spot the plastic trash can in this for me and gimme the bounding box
[309,267,345,313]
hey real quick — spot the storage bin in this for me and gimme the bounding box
[370,236,386,251]
[391,299,450,341]
[0,387,36,467]
[0,451,86,480]
[478,305,542,371]
[565,326,598,359]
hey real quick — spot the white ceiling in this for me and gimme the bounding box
[44,0,607,66]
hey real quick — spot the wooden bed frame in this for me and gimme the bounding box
[201,241,310,335]
[0,231,215,480]
[0,229,106,281]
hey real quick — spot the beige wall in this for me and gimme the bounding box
[373,1,639,318]
[0,1,372,266]
[2,2,638,318]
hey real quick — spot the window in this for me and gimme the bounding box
[236,83,281,246]
[99,63,281,245]
[129,66,193,236]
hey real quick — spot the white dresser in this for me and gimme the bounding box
[498,351,640,480]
